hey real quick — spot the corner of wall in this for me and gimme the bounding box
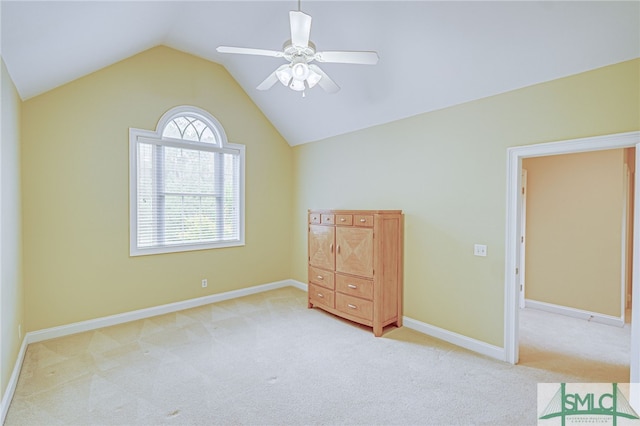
[0,56,25,418]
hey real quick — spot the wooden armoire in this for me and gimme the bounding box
[307,209,404,336]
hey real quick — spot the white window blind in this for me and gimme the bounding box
[130,107,245,256]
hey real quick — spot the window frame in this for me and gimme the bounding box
[129,106,245,256]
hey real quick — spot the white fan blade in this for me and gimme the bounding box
[257,70,280,91]
[309,64,340,94]
[315,50,379,65]
[290,11,312,47]
[257,64,291,90]
[217,46,284,58]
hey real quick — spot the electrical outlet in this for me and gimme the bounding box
[474,244,487,257]
[202,279,208,288]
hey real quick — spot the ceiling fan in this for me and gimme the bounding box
[216,8,379,95]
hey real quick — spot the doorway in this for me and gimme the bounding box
[520,149,631,325]
[517,148,632,383]
[504,131,640,410]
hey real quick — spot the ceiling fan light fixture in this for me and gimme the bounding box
[291,61,309,81]
[276,67,293,86]
[289,79,305,91]
[306,68,322,88]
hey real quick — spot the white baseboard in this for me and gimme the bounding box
[525,299,625,328]
[288,279,307,291]
[403,316,505,361]
[1,336,28,425]
[3,278,508,424]
[27,279,303,344]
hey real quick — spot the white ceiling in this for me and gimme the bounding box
[1,1,638,146]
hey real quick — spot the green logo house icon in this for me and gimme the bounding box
[539,383,639,425]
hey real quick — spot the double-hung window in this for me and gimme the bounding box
[130,106,245,256]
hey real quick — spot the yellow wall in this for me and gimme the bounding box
[13,45,640,350]
[21,46,293,331]
[1,58,24,401]
[291,59,640,347]
[523,150,626,316]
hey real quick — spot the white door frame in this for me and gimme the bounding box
[504,131,640,407]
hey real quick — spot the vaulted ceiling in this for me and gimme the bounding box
[2,1,638,146]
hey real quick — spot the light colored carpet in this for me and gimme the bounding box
[4,287,630,425]
[519,306,630,382]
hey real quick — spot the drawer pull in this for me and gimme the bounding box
[347,284,357,289]
[317,275,324,280]
[330,243,334,253]
[317,293,324,298]
[359,218,366,223]
[347,304,357,309]
[340,218,346,222]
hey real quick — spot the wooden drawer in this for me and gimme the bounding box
[309,284,335,309]
[336,274,373,300]
[335,214,353,226]
[336,294,373,321]
[308,266,334,289]
[354,215,374,227]
[321,214,335,225]
[309,213,321,224]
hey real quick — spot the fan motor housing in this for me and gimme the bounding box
[283,40,316,62]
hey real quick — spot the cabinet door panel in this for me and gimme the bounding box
[336,227,373,277]
[309,225,335,270]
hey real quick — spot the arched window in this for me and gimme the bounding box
[129,106,245,256]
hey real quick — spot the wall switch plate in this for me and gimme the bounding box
[202,279,208,288]
[474,244,487,257]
